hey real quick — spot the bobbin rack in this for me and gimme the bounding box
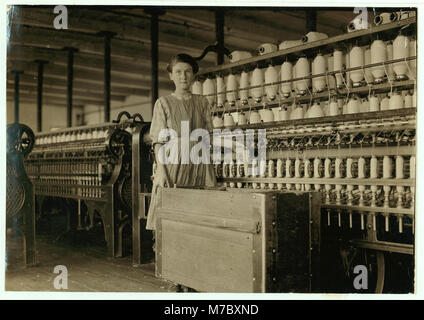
[194,15,417,293]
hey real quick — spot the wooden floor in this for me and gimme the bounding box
[5,230,178,292]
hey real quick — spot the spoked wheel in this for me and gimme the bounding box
[107,129,131,158]
[7,123,35,157]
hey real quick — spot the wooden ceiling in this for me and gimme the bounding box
[7,6,360,108]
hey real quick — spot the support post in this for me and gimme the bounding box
[306,9,317,33]
[150,12,159,113]
[99,32,115,123]
[35,60,48,132]
[64,47,78,128]
[11,70,24,124]
[215,9,225,65]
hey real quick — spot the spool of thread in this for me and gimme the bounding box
[239,71,249,105]
[346,158,353,178]
[229,50,252,62]
[252,159,259,189]
[286,159,292,178]
[404,91,413,108]
[386,42,395,81]
[393,34,410,80]
[329,99,339,116]
[213,116,224,128]
[371,40,387,83]
[257,43,278,55]
[413,90,417,108]
[409,38,417,79]
[295,57,310,95]
[326,55,336,90]
[396,156,404,179]
[302,31,328,43]
[229,160,236,188]
[251,67,264,103]
[314,158,322,178]
[380,95,390,110]
[226,74,238,106]
[358,157,366,178]
[312,53,327,93]
[237,112,247,125]
[268,160,275,189]
[295,158,302,178]
[360,98,370,113]
[249,111,261,124]
[325,158,332,178]
[374,12,395,26]
[370,156,378,179]
[278,108,289,121]
[285,158,292,190]
[265,65,278,101]
[410,156,416,178]
[222,162,229,179]
[237,164,243,189]
[364,48,374,84]
[279,40,303,50]
[192,80,203,95]
[335,158,343,178]
[260,159,267,178]
[261,109,275,122]
[276,159,284,177]
[223,113,235,127]
[268,160,275,178]
[202,78,216,105]
[346,96,360,114]
[303,159,311,191]
[216,75,225,107]
[389,92,404,109]
[290,105,304,120]
[349,46,365,86]
[308,101,325,118]
[333,49,344,88]
[345,51,352,88]
[304,159,311,178]
[280,61,293,98]
[276,159,284,190]
[383,156,393,178]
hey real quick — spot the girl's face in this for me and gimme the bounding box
[169,62,194,92]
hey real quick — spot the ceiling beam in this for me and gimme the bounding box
[7,88,107,105]
[6,82,126,102]
[6,96,83,109]
[7,90,103,106]
[6,73,151,97]
[164,10,296,47]
[9,24,215,68]
[9,7,216,64]
[7,60,174,91]
[8,45,171,80]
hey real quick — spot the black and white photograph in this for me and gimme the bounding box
[2,2,421,300]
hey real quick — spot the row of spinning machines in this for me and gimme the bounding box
[24,113,153,260]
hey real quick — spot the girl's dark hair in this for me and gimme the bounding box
[166,53,199,74]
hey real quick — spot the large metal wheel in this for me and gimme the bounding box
[107,129,131,158]
[7,123,35,157]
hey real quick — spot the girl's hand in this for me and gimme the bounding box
[156,164,172,188]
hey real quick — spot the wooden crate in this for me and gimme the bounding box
[155,188,321,293]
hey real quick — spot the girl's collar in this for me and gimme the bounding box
[172,92,193,100]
